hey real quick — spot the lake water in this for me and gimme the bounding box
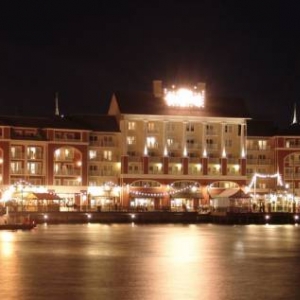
[1,223,300,300]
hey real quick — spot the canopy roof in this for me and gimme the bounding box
[213,189,251,199]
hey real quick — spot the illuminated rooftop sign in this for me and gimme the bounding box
[164,86,205,108]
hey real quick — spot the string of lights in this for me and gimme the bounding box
[248,172,283,189]
[130,185,197,197]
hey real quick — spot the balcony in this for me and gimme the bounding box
[227,158,239,164]
[186,143,201,150]
[89,141,117,147]
[169,157,182,163]
[208,158,220,164]
[27,154,43,160]
[54,169,81,176]
[11,152,25,160]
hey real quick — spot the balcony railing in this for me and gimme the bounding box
[54,170,81,176]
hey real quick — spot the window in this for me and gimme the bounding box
[258,140,267,150]
[127,136,136,145]
[166,123,175,131]
[89,150,97,159]
[186,139,194,148]
[101,136,114,146]
[167,138,174,146]
[147,122,156,132]
[128,122,136,130]
[206,124,214,134]
[89,135,98,142]
[225,140,232,147]
[225,125,233,133]
[147,137,157,148]
[186,123,194,132]
[103,150,112,161]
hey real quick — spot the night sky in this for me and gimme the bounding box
[1,0,300,128]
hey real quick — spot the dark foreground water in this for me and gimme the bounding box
[1,223,300,300]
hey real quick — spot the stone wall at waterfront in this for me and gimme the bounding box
[7,211,300,225]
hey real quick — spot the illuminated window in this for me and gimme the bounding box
[127,136,136,145]
[147,137,157,148]
[167,138,174,146]
[147,122,156,132]
[27,162,41,174]
[103,150,112,161]
[89,150,97,159]
[128,122,136,130]
[258,140,267,150]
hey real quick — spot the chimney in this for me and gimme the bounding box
[153,80,163,97]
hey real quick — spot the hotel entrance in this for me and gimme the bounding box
[129,197,160,211]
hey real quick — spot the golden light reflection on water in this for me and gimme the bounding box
[0,231,22,300]
[0,231,15,257]
[142,225,221,300]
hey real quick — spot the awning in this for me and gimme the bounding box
[28,192,62,200]
[213,189,251,199]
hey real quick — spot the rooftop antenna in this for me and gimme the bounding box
[292,103,298,125]
[55,92,60,116]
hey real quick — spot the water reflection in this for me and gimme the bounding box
[0,224,300,300]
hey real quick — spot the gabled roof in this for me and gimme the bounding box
[112,91,250,118]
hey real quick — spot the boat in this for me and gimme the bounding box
[0,222,36,231]
[0,206,37,230]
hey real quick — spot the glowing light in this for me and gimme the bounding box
[144,146,148,156]
[164,87,205,108]
[234,164,240,171]
[241,148,246,158]
[164,146,168,156]
[183,146,187,157]
[222,148,226,158]
[248,172,283,189]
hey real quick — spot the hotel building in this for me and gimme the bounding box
[0,81,299,212]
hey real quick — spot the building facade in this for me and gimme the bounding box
[0,81,299,212]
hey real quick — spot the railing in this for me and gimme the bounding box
[54,170,81,176]
[89,141,117,147]
[208,158,220,164]
[11,153,25,159]
[227,158,239,164]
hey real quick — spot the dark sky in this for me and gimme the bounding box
[1,0,300,128]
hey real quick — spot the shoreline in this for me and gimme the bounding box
[5,211,300,225]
